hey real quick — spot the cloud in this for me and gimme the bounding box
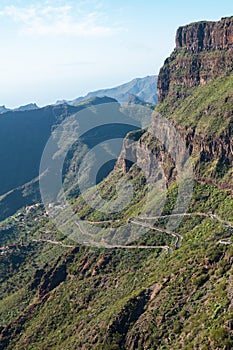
[0,4,119,37]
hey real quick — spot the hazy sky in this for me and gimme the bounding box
[0,0,232,108]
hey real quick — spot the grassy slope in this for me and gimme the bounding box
[157,72,233,188]
[0,49,233,350]
[157,73,233,136]
[0,181,232,349]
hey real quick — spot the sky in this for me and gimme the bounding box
[0,0,232,108]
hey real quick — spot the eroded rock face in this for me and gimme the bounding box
[117,117,233,191]
[158,17,233,102]
[151,17,233,190]
[115,128,177,187]
[37,247,80,299]
[176,17,233,52]
[38,263,67,299]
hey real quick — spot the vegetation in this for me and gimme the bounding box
[0,17,233,350]
[0,180,232,349]
[157,73,233,136]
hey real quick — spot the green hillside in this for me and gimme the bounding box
[0,16,233,350]
[0,183,232,349]
[0,97,139,221]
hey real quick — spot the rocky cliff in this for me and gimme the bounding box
[1,16,233,350]
[176,17,233,52]
[118,16,233,191]
[158,17,233,102]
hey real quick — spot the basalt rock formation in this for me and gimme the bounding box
[176,17,233,52]
[0,16,233,350]
[158,17,233,102]
[120,16,233,191]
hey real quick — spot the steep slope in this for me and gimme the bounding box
[0,97,139,220]
[0,16,233,350]
[156,17,233,190]
[0,183,232,350]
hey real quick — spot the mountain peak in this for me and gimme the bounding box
[176,16,233,53]
[59,75,158,106]
[158,16,233,103]
[0,103,39,114]
[14,103,39,112]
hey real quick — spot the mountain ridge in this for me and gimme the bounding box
[0,96,141,221]
[0,16,232,350]
[57,75,158,105]
[0,103,39,115]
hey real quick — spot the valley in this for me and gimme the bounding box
[0,15,233,350]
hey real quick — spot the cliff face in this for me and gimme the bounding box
[1,17,233,350]
[176,17,233,52]
[116,132,176,187]
[119,16,233,191]
[158,17,233,102]
[118,119,232,190]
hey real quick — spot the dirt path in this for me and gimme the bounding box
[34,238,74,248]
[138,212,233,230]
[130,218,181,249]
[75,219,172,252]
[39,212,232,251]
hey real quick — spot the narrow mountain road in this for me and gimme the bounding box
[101,243,172,253]
[139,212,233,230]
[76,220,172,252]
[130,218,182,249]
[85,219,121,224]
[218,238,233,245]
[209,214,233,229]
[82,211,232,250]
[43,212,232,251]
[33,236,171,252]
[86,239,172,253]
[33,238,74,248]
[75,220,96,238]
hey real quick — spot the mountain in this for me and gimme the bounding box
[0,103,39,114]
[157,16,233,190]
[0,17,233,350]
[13,103,39,112]
[0,106,10,114]
[1,76,157,113]
[0,96,141,221]
[0,103,78,197]
[57,75,158,105]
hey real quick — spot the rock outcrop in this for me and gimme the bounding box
[158,17,233,102]
[115,125,177,187]
[176,17,233,52]
[118,16,233,191]
[37,247,79,299]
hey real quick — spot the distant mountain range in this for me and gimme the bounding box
[0,96,142,220]
[0,76,157,114]
[57,75,158,105]
[0,75,157,219]
[0,103,39,114]
[1,16,233,350]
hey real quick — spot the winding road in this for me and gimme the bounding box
[31,212,232,252]
[76,219,173,253]
[33,238,74,248]
[129,218,182,249]
[138,212,233,230]
[75,211,233,251]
